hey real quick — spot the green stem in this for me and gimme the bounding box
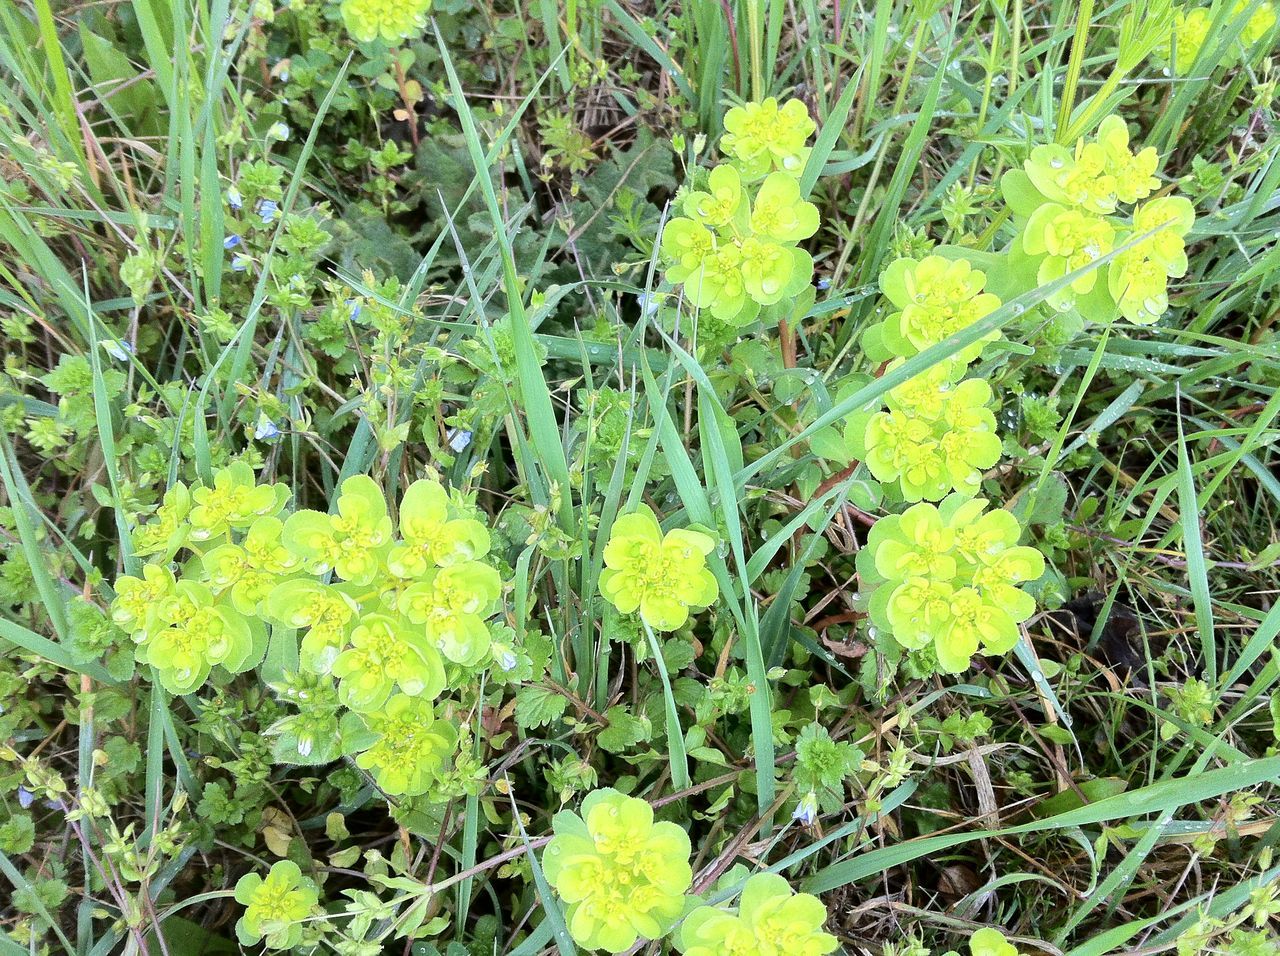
[1056,0,1096,141]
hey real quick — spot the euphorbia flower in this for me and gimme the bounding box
[860,370,1002,501]
[340,0,432,43]
[1096,116,1159,203]
[683,164,747,230]
[875,255,1002,360]
[749,173,820,243]
[543,788,692,953]
[1108,251,1171,324]
[142,581,260,694]
[263,579,358,674]
[233,860,318,950]
[1157,6,1211,74]
[331,613,445,712]
[1023,140,1117,215]
[721,98,816,180]
[1130,196,1195,277]
[283,475,393,584]
[202,516,302,614]
[189,461,289,542]
[678,873,837,956]
[599,506,718,630]
[350,694,457,796]
[1021,204,1115,307]
[862,497,1044,674]
[387,478,491,578]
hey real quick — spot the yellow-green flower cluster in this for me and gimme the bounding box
[1156,1,1276,73]
[852,255,1007,504]
[661,164,819,325]
[544,790,837,955]
[846,359,1002,502]
[113,465,509,796]
[944,928,1024,956]
[660,97,819,326]
[677,873,837,956]
[599,506,718,630]
[857,496,1045,673]
[720,97,816,180]
[233,861,319,950]
[340,0,432,43]
[1002,115,1195,325]
[865,255,1003,363]
[543,789,693,952]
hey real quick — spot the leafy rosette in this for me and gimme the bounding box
[543,788,693,953]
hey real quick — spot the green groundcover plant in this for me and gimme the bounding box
[2,0,1280,953]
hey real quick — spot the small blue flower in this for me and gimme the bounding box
[254,414,282,441]
[793,790,819,826]
[817,277,831,291]
[223,234,242,250]
[268,122,290,141]
[345,298,362,322]
[17,787,34,809]
[255,199,279,223]
[447,429,473,453]
[494,645,518,672]
[231,254,251,272]
[227,186,243,211]
[102,339,133,361]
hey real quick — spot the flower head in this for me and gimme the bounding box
[599,507,718,630]
[677,873,836,956]
[861,497,1044,674]
[387,478,492,578]
[1157,7,1212,73]
[1096,116,1159,204]
[263,579,357,673]
[340,0,431,43]
[970,928,1021,956]
[202,516,302,614]
[1024,141,1118,215]
[189,461,288,542]
[543,788,692,953]
[233,861,318,950]
[141,580,260,693]
[283,475,393,584]
[331,613,445,712]
[1108,251,1171,324]
[1022,204,1115,308]
[875,256,1002,360]
[660,163,817,325]
[721,98,816,180]
[1235,0,1277,46]
[1131,196,1195,277]
[855,365,1002,502]
[351,694,457,795]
